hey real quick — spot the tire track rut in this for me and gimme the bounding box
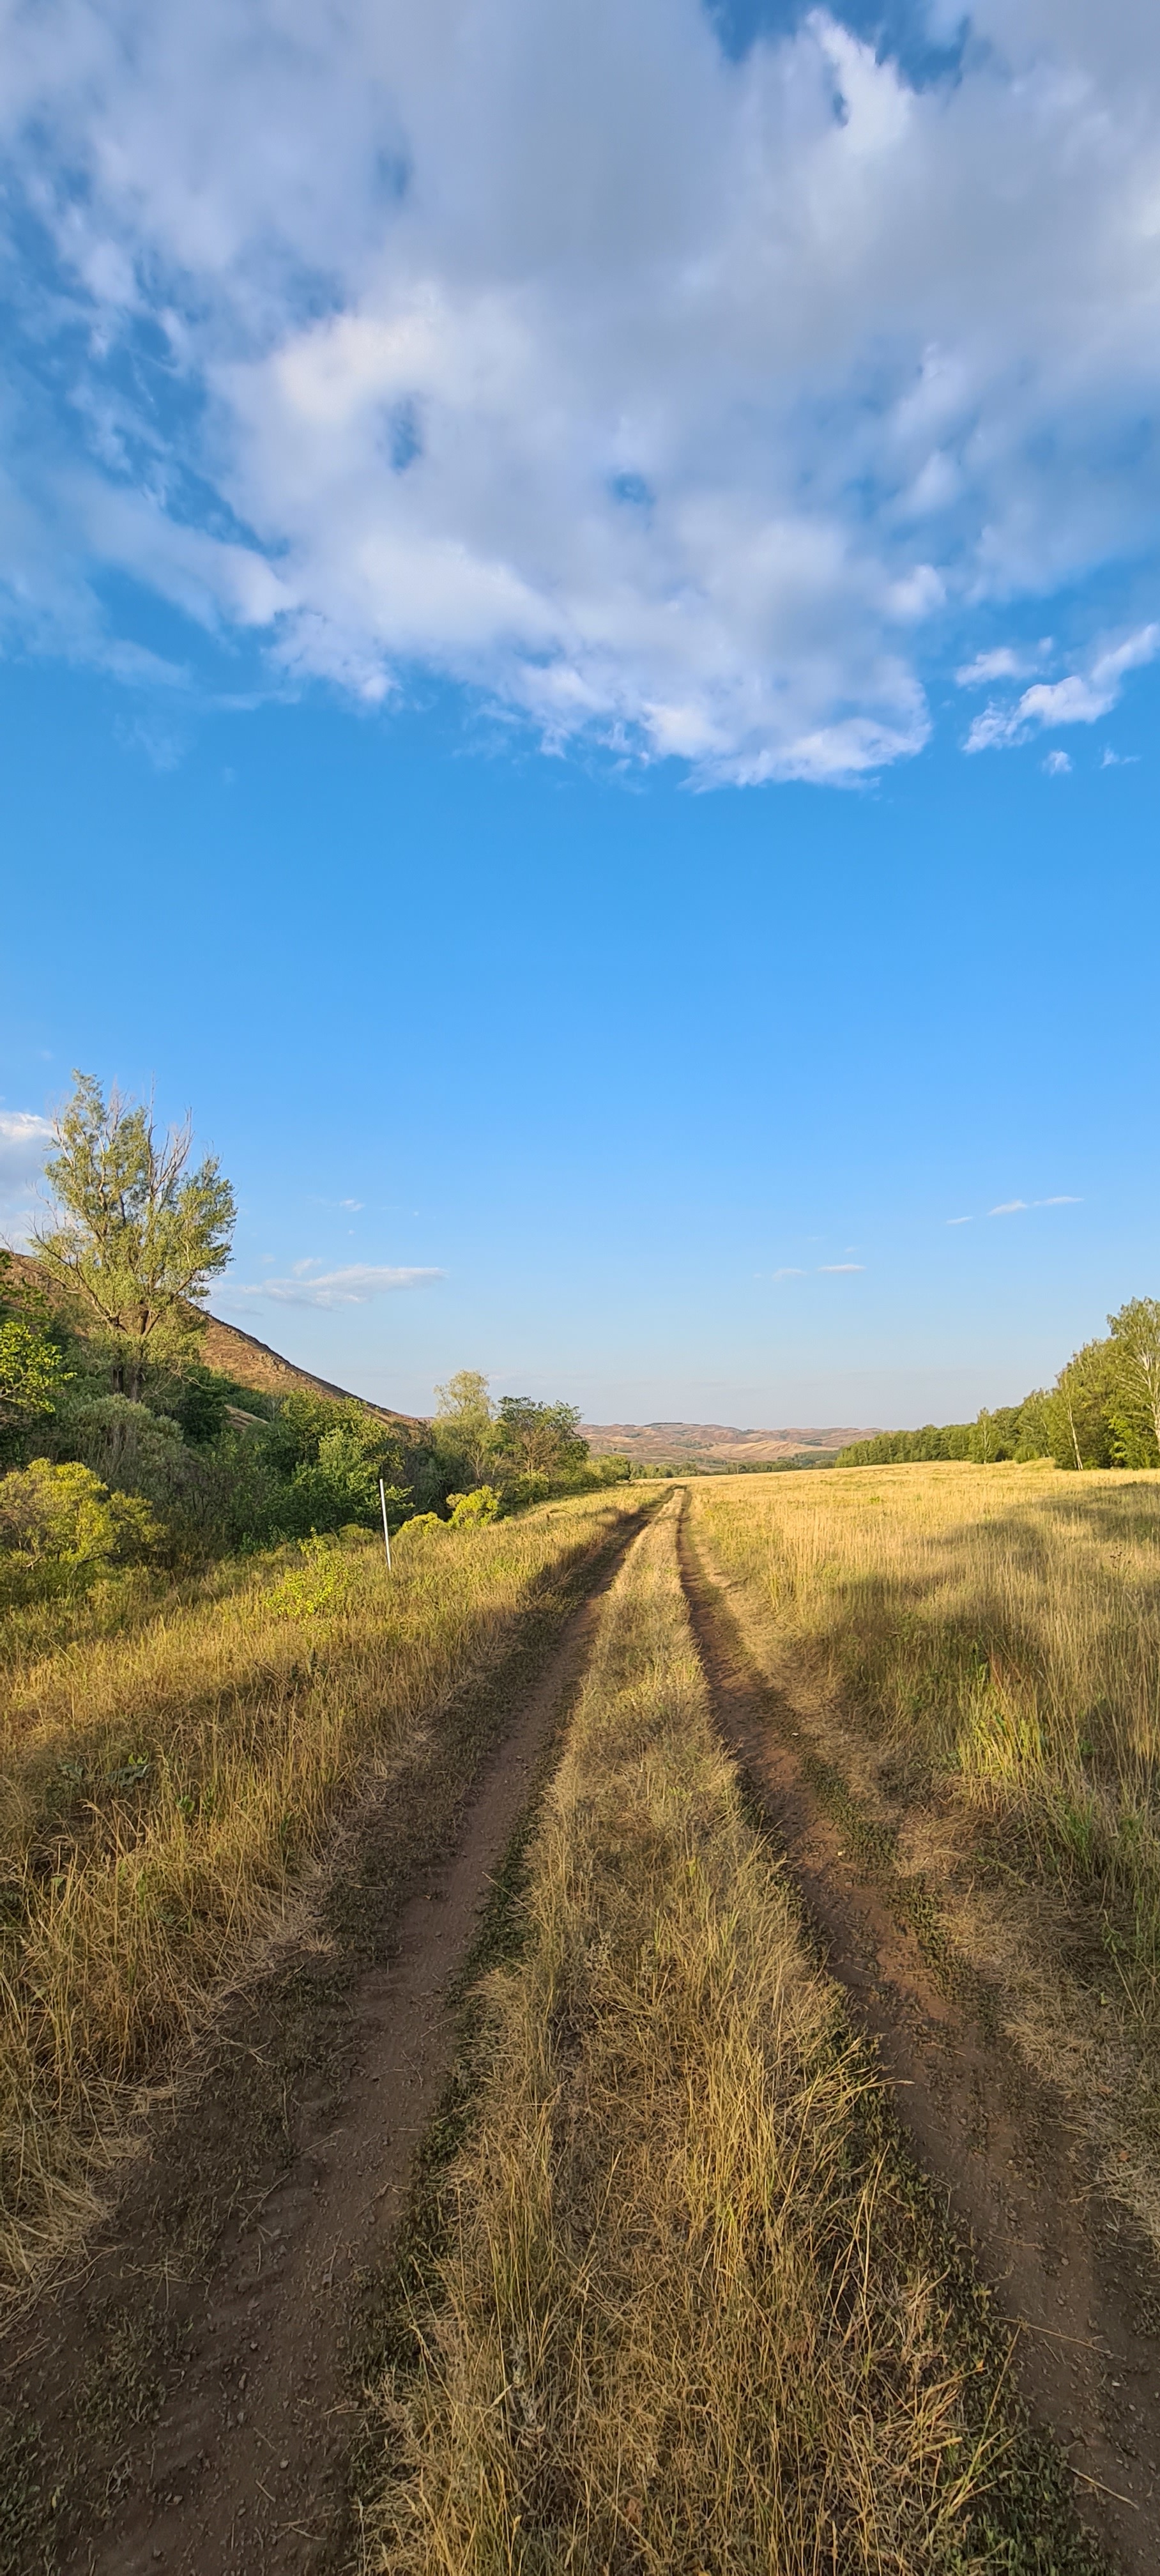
[677,1496,1160,2576]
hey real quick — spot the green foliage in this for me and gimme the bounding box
[447,1485,503,1528]
[33,1072,236,1399]
[0,1459,157,1602]
[0,1318,72,1448]
[495,1394,588,1476]
[432,1368,502,1483]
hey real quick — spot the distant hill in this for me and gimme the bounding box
[581,1420,876,1469]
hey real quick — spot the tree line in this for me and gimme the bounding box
[836,1300,1160,1469]
[0,1075,629,1597]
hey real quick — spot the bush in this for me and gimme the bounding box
[0,1459,157,1602]
[447,1485,503,1529]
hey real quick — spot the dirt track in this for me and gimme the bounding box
[677,1499,1160,2576]
[0,1514,648,2576]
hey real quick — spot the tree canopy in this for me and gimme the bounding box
[33,1073,236,1400]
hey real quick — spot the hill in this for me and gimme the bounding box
[199,1308,425,1434]
[4,1250,424,1436]
[580,1418,875,1469]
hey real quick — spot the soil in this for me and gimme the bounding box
[0,1508,650,2576]
[677,1499,1160,2576]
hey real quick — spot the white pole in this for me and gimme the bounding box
[379,1476,393,1571]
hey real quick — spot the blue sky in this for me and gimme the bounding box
[1,0,1159,1427]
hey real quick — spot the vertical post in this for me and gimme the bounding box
[379,1476,393,1572]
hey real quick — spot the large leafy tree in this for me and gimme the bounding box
[1106,1298,1160,1466]
[496,1396,588,1477]
[33,1074,236,1401]
[432,1370,501,1482]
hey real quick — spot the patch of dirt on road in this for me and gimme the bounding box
[678,1501,1160,2576]
[0,1510,650,2576]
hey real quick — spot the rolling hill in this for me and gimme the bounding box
[580,1419,875,1469]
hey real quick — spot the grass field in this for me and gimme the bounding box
[694,1462,1160,1986]
[0,1492,641,2296]
[372,1502,1085,2575]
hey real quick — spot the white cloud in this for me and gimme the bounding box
[956,647,1039,688]
[818,1262,865,1273]
[0,1109,53,1241]
[966,625,1160,753]
[988,1195,1080,1216]
[1,6,1160,777]
[1036,1195,1081,1207]
[1042,748,1072,774]
[989,1200,1028,1216]
[773,1266,805,1279]
[225,1262,445,1308]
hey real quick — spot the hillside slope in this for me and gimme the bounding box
[581,1418,874,1468]
[4,1250,424,1434]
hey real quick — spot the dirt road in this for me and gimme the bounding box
[0,1512,648,2576]
[677,1498,1160,2576]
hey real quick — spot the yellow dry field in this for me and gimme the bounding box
[374,1503,1012,2575]
[691,1462,1160,2227]
[0,1494,639,2296]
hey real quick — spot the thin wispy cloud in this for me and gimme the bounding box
[773,1266,805,1280]
[988,1197,1081,1217]
[1042,749,1071,776]
[946,1215,972,1227]
[226,1262,445,1309]
[818,1263,865,1274]
[1,7,1160,780]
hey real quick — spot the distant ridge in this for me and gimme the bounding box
[581,1420,876,1468]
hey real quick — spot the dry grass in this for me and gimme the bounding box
[0,1493,637,2296]
[695,1464,1160,1979]
[372,1503,1016,2575]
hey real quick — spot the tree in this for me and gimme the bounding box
[1106,1299,1160,1466]
[496,1396,588,1477]
[432,1370,501,1482]
[33,1074,236,1400]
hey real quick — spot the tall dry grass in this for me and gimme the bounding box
[374,1504,1011,2574]
[0,1494,637,2294]
[695,1463,1160,1972]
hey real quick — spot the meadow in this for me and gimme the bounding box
[0,1491,640,2296]
[694,1462,1160,2001]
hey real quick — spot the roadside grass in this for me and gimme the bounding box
[0,1492,641,2297]
[370,1503,1091,2575]
[694,1464,1160,1995]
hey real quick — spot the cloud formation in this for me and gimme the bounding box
[0,1110,53,1241]
[966,627,1160,755]
[1,4,1160,780]
[226,1262,445,1308]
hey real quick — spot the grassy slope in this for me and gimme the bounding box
[0,1493,640,2296]
[370,1502,1092,2574]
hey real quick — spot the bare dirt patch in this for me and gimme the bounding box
[0,1509,649,2576]
[678,1501,1160,2576]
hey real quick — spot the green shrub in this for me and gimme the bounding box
[0,1459,157,1602]
[447,1485,503,1529]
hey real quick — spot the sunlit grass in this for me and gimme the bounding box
[694,1463,1160,1976]
[0,1494,638,2294]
